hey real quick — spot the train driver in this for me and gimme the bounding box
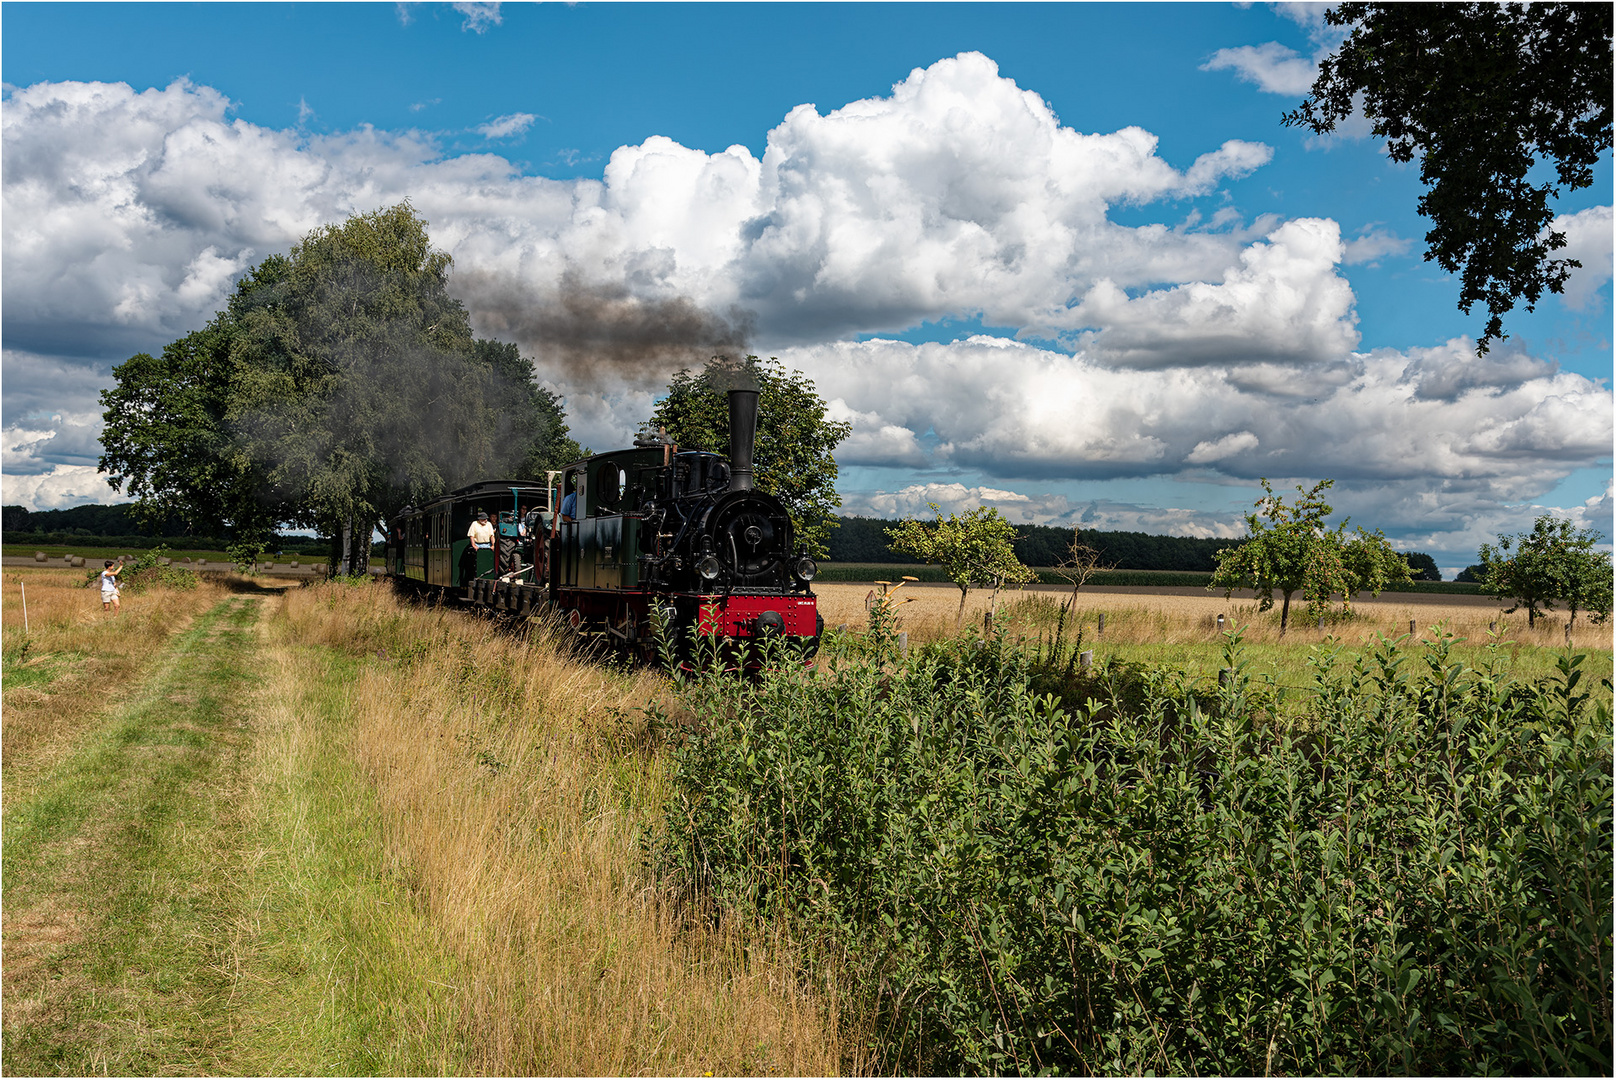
[559,477,580,523]
[468,510,496,550]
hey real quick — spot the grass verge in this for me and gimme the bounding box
[267,580,861,1074]
[3,597,262,1074]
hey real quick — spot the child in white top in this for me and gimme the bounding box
[99,559,122,615]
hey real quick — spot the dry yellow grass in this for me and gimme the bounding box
[274,583,861,1075]
[1,567,240,780]
[814,581,1613,650]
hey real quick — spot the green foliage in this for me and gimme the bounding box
[227,539,268,575]
[1405,551,1442,581]
[653,631,1613,1075]
[100,202,576,556]
[1478,514,1613,628]
[886,504,1037,622]
[115,546,199,593]
[1284,2,1613,351]
[647,356,851,558]
[1210,479,1413,634]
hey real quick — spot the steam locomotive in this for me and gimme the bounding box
[384,389,824,665]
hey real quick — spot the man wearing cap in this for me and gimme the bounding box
[468,510,496,551]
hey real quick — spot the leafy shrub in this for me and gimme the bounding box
[652,630,1613,1075]
[83,545,198,593]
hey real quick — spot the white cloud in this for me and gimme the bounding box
[1070,218,1359,366]
[2,57,1280,370]
[1,58,1607,551]
[453,2,502,33]
[777,334,1611,522]
[1202,42,1317,96]
[476,112,536,140]
[1,465,120,509]
[1341,226,1410,265]
[1186,431,1260,464]
[1553,204,1613,311]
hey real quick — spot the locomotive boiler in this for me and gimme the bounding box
[386,388,823,666]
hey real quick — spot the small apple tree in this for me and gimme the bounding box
[886,503,1036,627]
[1209,478,1412,636]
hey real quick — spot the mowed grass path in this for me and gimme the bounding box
[1,594,467,1074]
[4,596,263,1073]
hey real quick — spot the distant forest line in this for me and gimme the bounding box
[829,515,1444,580]
[829,515,1228,569]
[1,503,330,556]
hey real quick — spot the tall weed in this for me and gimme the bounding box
[653,628,1613,1074]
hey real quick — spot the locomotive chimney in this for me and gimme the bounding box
[727,388,758,492]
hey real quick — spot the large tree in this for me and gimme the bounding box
[100,203,578,572]
[1284,3,1613,352]
[647,355,851,558]
[1209,478,1412,635]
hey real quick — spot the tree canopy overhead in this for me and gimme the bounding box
[1284,2,1613,352]
[647,355,851,559]
[100,202,580,571]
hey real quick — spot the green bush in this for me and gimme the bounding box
[652,630,1612,1075]
[103,546,199,593]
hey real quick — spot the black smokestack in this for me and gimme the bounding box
[727,388,758,492]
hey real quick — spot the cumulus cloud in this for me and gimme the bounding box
[777,334,1611,514]
[1186,431,1260,464]
[476,112,536,140]
[1553,204,1614,311]
[1070,218,1358,367]
[1,465,119,510]
[1,57,1607,548]
[2,56,1283,390]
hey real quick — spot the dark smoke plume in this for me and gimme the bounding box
[453,268,756,388]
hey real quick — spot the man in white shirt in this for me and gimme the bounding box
[467,511,495,550]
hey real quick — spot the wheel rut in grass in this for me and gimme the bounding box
[2,595,263,1075]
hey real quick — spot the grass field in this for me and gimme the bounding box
[3,572,858,1074]
[4,569,1607,1073]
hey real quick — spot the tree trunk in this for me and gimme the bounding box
[956,586,969,629]
[1279,591,1292,636]
[352,518,371,576]
[337,515,354,576]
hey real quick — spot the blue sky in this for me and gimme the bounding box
[3,2,1611,571]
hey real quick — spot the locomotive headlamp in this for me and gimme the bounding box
[792,555,817,582]
[697,554,722,580]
